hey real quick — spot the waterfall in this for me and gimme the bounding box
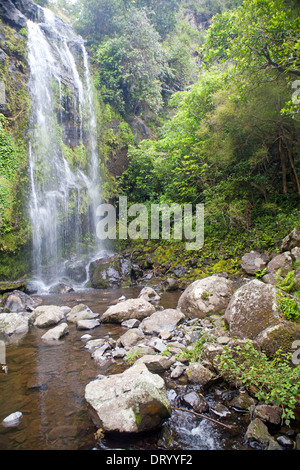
[27,7,104,291]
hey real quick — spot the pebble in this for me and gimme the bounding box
[84,339,106,351]
[276,435,295,449]
[170,365,185,379]
[2,411,23,427]
[121,319,140,329]
[81,334,92,341]
[76,319,100,330]
[112,347,127,358]
[148,337,166,353]
[216,336,230,345]
[166,341,185,350]
[211,404,231,418]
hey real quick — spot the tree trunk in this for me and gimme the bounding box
[282,135,300,195]
[279,138,287,194]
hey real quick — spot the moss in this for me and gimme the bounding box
[0,24,28,61]
[0,246,31,281]
[134,407,142,427]
[61,142,88,172]
[0,22,30,274]
[207,258,241,275]
[0,279,27,294]
[201,290,211,300]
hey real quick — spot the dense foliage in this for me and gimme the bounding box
[115,0,300,245]
[50,0,300,255]
[217,340,300,425]
[0,114,29,252]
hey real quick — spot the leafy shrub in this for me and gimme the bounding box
[177,332,213,362]
[124,347,144,364]
[277,292,300,322]
[275,270,297,294]
[217,340,300,424]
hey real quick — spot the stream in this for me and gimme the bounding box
[0,286,252,451]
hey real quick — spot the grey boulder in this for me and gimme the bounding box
[0,313,29,336]
[241,251,269,275]
[29,305,65,328]
[85,362,171,433]
[177,276,233,319]
[41,323,69,341]
[140,308,185,335]
[100,298,156,324]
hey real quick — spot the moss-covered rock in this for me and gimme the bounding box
[0,279,26,294]
[89,254,134,289]
[256,322,300,356]
[224,280,282,340]
[0,18,31,277]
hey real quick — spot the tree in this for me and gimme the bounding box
[133,0,181,38]
[203,0,300,81]
[94,8,169,115]
[74,0,126,44]
[201,0,300,193]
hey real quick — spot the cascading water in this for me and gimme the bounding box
[27,7,105,291]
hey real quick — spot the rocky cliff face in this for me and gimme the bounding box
[0,1,32,280]
[0,0,40,31]
[0,0,106,283]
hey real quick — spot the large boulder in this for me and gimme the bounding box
[65,259,88,283]
[251,404,282,427]
[1,290,42,313]
[89,255,133,289]
[245,418,280,450]
[256,322,300,355]
[0,0,27,30]
[140,309,185,335]
[0,313,29,336]
[266,252,293,277]
[29,305,65,328]
[100,298,156,324]
[66,304,99,324]
[241,251,269,275]
[138,287,160,303]
[84,362,171,433]
[0,280,27,295]
[177,276,233,319]
[224,280,282,340]
[41,323,69,341]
